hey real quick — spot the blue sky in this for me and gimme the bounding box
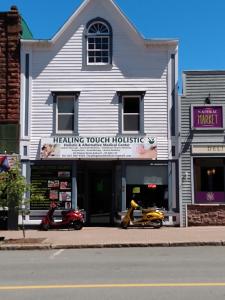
[1,0,225,91]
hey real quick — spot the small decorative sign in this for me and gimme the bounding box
[192,105,224,129]
[195,191,225,203]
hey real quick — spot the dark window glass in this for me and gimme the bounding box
[89,51,95,56]
[201,167,224,192]
[58,98,74,113]
[124,115,140,131]
[124,98,140,113]
[96,43,101,50]
[102,44,108,50]
[58,115,74,131]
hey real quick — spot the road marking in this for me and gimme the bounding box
[50,249,64,260]
[1,283,225,290]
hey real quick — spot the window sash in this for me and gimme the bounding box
[87,36,110,64]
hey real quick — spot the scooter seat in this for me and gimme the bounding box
[142,208,156,213]
[61,210,69,217]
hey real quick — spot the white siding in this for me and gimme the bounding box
[22,0,175,161]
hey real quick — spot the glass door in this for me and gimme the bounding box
[88,171,112,225]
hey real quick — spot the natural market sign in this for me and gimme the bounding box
[191,105,224,130]
[40,136,157,160]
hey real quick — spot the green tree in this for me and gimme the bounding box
[0,162,42,237]
[0,163,28,210]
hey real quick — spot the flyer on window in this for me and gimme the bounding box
[48,180,59,188]
[49,190,58,200]
[58,171,71,178]
[59,191,71,202]
[65,202,71,209]
[60,181,71,190]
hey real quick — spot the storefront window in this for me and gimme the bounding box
[31,165,72,210]
[126,184,168,210]
[194,158,225,203]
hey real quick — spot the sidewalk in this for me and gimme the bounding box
[1,226,225,250]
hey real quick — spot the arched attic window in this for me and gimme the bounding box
[86,18,112,65]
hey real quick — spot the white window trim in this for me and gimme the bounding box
[87,36,110,65]
[122,95,142,134]
[86,21,111,66]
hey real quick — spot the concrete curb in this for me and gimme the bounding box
[1,241,225,250]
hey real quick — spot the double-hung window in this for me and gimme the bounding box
[86,18,112,65]
[122,96,141,133]
[52,92,80,134]
[57,96,74,132]
[117,91,145,134]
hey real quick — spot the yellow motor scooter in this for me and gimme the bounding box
[121,199,164,229]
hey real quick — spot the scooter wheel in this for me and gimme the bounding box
[73,221,83,230]
[120,221,128,229]
[152,220,163,229]
[40,223,49,231]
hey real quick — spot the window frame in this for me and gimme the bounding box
[122,95,141,134]
[85,18,113,66]
[117,91,145,135]
[52,91,80,135]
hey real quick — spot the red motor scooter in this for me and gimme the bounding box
[40,201,84,231]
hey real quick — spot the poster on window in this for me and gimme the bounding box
[48,180,59,188]
[40,136,157,160]
[59,191,71,202]
[60,181,71,190]
[49,190,58,200]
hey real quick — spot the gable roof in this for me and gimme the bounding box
[22,0,178,47]
[21,17,33,39]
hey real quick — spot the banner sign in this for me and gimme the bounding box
[40,136,157,160]
[192,105,224,129]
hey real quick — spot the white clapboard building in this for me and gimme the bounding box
[20,0,179,225]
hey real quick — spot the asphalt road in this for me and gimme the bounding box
[0,247,225,300]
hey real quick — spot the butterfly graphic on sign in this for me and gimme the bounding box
[206,192,215,202]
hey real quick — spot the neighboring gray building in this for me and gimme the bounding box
[180,71,225,226]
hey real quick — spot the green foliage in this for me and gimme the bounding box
[0,162,44,234]
[0,162,28,210]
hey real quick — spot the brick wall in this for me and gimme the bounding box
[0,6,21,124]
[187,204,225,226]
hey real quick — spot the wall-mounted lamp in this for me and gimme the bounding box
[205,93,211,104]
[207,168,216,176]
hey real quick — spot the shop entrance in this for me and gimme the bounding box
[88,170,113,225]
